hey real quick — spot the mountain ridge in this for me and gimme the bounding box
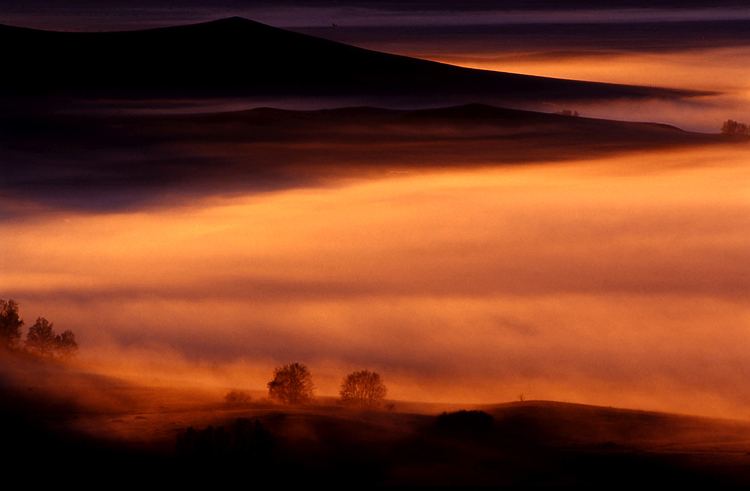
[0,16,712,104]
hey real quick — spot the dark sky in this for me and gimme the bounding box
[2,1,750,32]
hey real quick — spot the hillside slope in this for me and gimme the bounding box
[0,17,710,104]
[3,352,750,485]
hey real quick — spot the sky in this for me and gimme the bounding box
[1,1,749,418]
[2,0,750,31]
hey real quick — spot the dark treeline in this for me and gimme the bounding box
[0,299,78,358]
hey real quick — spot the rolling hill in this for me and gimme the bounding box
[3,350,750,485]
[0,103,726,214]
[0,17,711,105]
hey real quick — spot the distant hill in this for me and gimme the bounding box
[1,102,725,214]
[0,17,710,104]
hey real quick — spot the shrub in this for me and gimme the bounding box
[224,390,252,406]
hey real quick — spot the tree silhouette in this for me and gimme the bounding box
[267,363,315,405]
[0,301,78,357]
[25,317,78,357]
[25,317,58,356]
[721,119,749,136]
[339,370,387,408]
[0,299,24,350]
[56,330,78,357]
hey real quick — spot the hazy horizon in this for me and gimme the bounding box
[1,2,749,421]
[5,145,749,419]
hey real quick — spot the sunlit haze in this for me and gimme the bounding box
[4,145,748,418]
[1,2,749,423]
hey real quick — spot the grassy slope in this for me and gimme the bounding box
[3,351,750,485]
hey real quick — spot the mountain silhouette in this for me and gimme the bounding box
[0,17,709,104]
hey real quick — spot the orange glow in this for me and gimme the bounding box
[427,47,750,92]
[3,146,749,418]
[384,46,750,133]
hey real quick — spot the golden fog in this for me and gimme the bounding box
[431,47,750,133]
[3,144,748,418]
[304,29,750,134]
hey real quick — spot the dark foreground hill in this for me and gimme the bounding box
[3,354,750,485]
[0,17,710,105]
[0,103,726,215]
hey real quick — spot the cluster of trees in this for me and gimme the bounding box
[721,119,750,137]
[266,363,388,409]
[0,299,78,358]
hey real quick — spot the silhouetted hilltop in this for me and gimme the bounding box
[0,17,710,103]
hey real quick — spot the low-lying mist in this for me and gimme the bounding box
[3,145,748,419]
[2,9,749,423]
[297,22,750,133]
[429,47,750,133]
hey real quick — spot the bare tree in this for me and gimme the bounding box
[339,370,387,408]
[0,299,24,350]
[267,363,315,405]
